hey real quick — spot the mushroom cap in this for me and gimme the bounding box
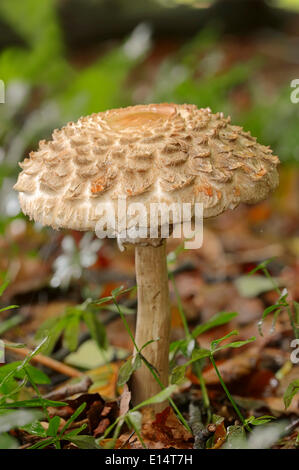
[14,103,279,235]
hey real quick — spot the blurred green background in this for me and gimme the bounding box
[0,0,299,227]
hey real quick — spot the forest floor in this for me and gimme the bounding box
[0,165,298,449]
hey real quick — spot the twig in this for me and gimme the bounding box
[4,343,82,378]
[19,442,37,450]
[66,418,89,430]
[119,430,136,448]
[285,418,299,433]
[43,375,92,400]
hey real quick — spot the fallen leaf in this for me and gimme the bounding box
[119,385,131,417]
[141,406,193,449]
[65,340,128,370]
[211,421,227,449]
[234,275,282,298]
[88,363,119,399]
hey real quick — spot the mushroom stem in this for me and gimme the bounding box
[132,240,171,411]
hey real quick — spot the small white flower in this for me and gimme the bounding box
[51,233,102,288]
[123,23,152,59]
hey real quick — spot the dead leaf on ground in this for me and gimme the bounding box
[88,363,120,399]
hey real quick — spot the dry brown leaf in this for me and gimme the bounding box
[140,406,193,449]
[119,385,131,417]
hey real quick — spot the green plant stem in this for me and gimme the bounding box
[112,298,138,350]
[126,416,147,449]
[99,416,120,444]
[169,272,211,417]
[148,369,191,433]
[262,268,281,296]
[112,296,191,433]
[109,418,124,449]
[55,439,61,449]
[24,366,50,421]
[263,268,299,339]
[193,361,211,419]
[210,355,250,431]
[0,377,28,404]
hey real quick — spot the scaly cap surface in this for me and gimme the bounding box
[14,103,279,233]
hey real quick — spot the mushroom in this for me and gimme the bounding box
[14,103,279,411]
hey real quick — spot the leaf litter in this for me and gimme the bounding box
[1,167,299,450]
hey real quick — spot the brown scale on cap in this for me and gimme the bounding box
[14,103,279,232]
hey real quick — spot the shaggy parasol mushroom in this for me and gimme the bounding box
[14,103,279,411]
